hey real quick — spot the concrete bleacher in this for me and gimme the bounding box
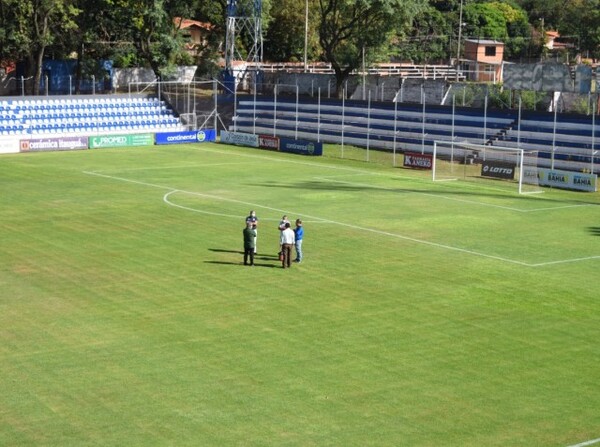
[493,111,600,168]
[232,96,515,154]
[232,95,599,172]
[0,95,184,137]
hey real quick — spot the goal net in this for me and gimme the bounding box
[432,140,543,194]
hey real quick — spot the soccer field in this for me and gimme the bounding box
[1,143,600,446]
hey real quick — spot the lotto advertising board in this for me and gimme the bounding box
[279,138,323,156]
[20,136,89,152]
[481,160,516,180]
[537,168,597,192]
[403,152,433,169]
[155,129,216,145]
[220,130,259,147]
[90,133,154,149]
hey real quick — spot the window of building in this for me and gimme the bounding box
[485,46,496,57]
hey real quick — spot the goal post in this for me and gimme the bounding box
[432,140,543,194]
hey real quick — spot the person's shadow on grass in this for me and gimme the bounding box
[208,248,280,268]
[587,227,600,236]
[204,260,279,268]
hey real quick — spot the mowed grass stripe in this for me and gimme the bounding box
[1,144,599,446]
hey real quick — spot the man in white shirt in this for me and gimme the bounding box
[279,222,295,268]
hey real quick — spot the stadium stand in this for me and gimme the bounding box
[0,95,184,137]
[232,95,599,171]
[232,96,515,153]
[493,111,600,167]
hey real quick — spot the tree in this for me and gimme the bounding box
[489,1,531,59]
[561,0,600,60]
[463,3,507,41]
[264,0,319,63]
[318,0,425,96]
[395,6,451,64]
[0,0,80,95]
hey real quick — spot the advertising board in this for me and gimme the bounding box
[20,137,88,152]
[403,152,433,169]
[258,135,279,150]
[279,138,323,156]
[90,133,154,149]
[537,168,597,192]
[220,131,259,147]
[481,160,516,180]
[155,129,216,145]
[0,136,20,154]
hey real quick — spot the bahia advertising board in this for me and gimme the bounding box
[155,129,216,145]
[90,133,154,149]
[537,168,597,192]
[20,136,89,152]
[220,130,259,147]
[279,138,323,156]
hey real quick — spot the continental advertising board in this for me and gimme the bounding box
[155,129,216,145]
[279,138,323,156]
[90,133,154,149]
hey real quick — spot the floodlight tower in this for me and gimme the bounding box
[224,0,263,89]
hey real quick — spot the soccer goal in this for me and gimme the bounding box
[432,140,543,194]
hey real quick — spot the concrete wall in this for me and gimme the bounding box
[260,72,448,104]
[113,66,197,91]
[503,63,597,93]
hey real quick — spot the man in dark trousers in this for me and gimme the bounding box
[245,210,258,254]
[279,222,295,269]
[243,221,256,266]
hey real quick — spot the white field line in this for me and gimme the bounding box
[163,191,328,223]
[91,161,260,173]
[83,170,600,267]
[567,438,600,447]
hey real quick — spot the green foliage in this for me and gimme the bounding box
[570,95,593,114]
[319,0,426,94]
[395,6,451,63]
[464,3,508,40]
[486,84,512,109]
[264,0,319,62]
[560,0,600,60]
[0,0,598,92]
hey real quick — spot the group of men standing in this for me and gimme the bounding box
[243,210,304,268]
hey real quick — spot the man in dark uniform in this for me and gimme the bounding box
[243,221,256,266]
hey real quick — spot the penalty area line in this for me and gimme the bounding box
[566,438,600,447]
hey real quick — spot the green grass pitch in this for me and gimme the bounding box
[1,143,600,446]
